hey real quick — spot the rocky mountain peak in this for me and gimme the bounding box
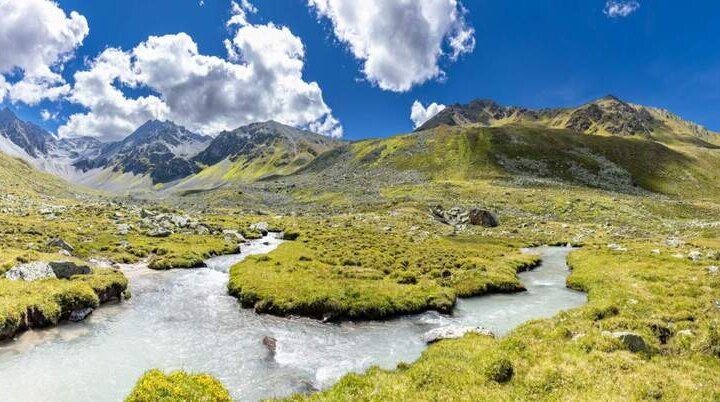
[0,107,17,124]
[415,95,716,140]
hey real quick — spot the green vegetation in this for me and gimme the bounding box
[288,243,720,401]
[0,268,127,340]
[126,369,232,402]
[3,105,720,400]
[229,213,539,320]
[351,125,720,199]
[142,234,240,270]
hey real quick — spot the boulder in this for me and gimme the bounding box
[49,261,92,279]
[422,325,495,344]
[5,262,56,281]
[117,224,132,235]
[194,224,210,235]
[147,228,172,238]
[47,238,74,252]
[468,208,499,227]
[69,308,94,322]
[223,229,246,242]
[262,336,277,353]
[251,222,269,235]
[602,331,648,353]
[430,205,500,228]
[171,215,190,228]
[688,250,703,261]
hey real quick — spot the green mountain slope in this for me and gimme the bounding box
[0,152,88,199]
[349,125,720,197]
[171,121,342,193]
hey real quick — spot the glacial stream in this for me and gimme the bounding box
[0,236,586,401]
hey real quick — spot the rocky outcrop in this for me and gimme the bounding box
[47,238,74,252]
[147,229,172,238]
[5,260,92,281]
[48,261,92,279]
[430,205,499,228]
[139,209,216,237]
[250,222,269,235]
[422,325,495,344]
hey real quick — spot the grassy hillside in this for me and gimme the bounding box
[337,125,720,199]
[0,152,89,199]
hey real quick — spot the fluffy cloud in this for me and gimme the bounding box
[410,100,446,128]
[40,109,59,121]
[0,0,88,105]
[60,2,342,140]
[308,0,475,92]
[604,1,640,18]
[227,0,257,27]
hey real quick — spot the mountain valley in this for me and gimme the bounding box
[1,96,719,401]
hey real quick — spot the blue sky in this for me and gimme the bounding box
[2,0,719,141]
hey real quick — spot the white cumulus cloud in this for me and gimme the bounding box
[411,100,446,128]
[59,1,342,141]
[604,1,640,18]
[40,109,59,121]
[227,0,257,27]
[308,0,475,92]
[0,0,88,105]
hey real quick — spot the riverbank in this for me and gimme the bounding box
[291,242,720,401]
[0,267,127,341]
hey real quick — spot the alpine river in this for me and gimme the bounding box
[0,235,586,401]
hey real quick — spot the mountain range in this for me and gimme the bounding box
[0,107,340,192]
[1,95,718,199]
[418,95,715,145]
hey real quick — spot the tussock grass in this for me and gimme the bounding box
[126,369,231,402]
[229,214,539,320]
[288,243,720,401]
[0,268,127,340]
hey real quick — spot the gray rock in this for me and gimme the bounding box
[602,331,648,353]
[117,223,132,235]
[607,243,627,252]
[676,329,694,337]
[69,308,94,322]
[47,238,74,252]
[171,215,190,228]
[468,208,499,227]
[708,266,719,274]
[194,224,211,235]
[147,228,172,238]
[49,261,92,279]
[422,325,495,344]
[688,250,703,261]
[665,237,684,248]
[5,262,56,281]
[262,335,277,353]
[251,222,269,235]
[430,205,500,228]
[223,229,246,242]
